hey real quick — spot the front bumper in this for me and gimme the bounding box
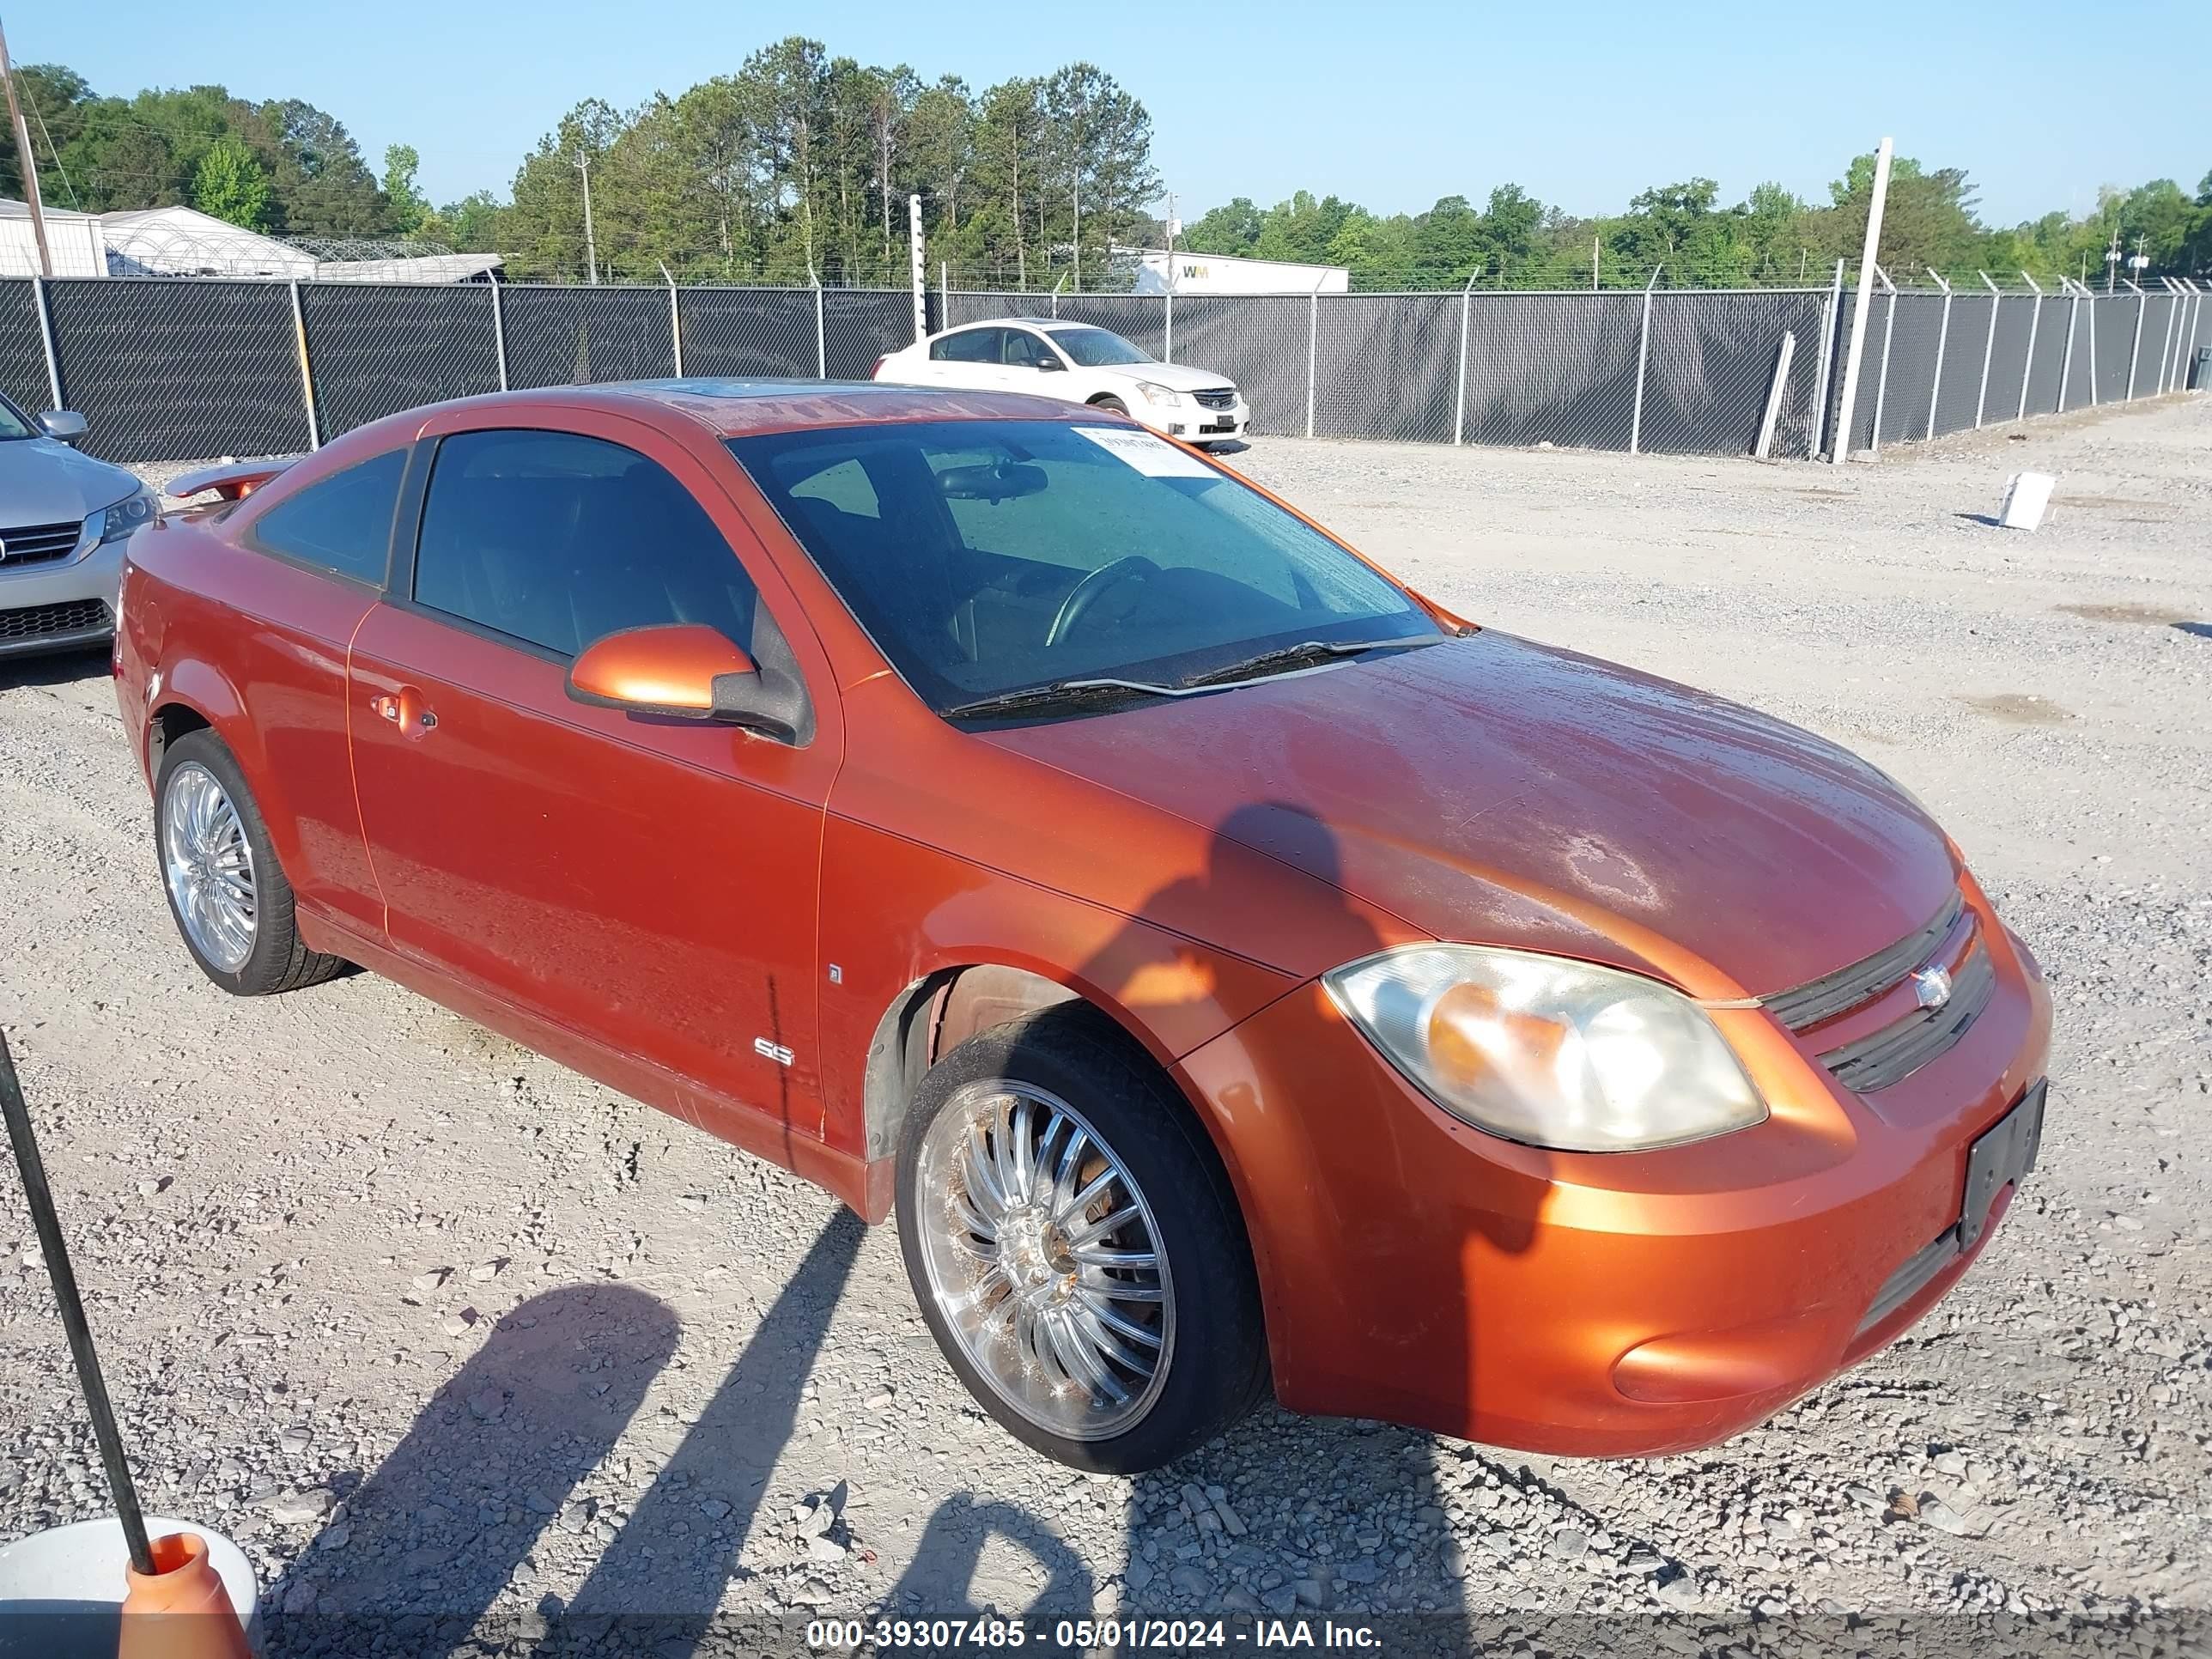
[1175,893,2052,1456]
[0,534,122,658]
[1134,398,1249,443]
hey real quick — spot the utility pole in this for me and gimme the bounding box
[1828,135,1894,465]
[2104,222,2121,295]
[0,17,53,278]
[572,152,599,285]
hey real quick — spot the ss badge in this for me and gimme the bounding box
[753,1037,795,1066]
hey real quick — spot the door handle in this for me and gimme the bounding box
[369,691,438,738]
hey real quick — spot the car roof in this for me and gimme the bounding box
[402,379,1097,440]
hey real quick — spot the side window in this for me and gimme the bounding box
[246,448,406,583]
[1003,330,1055,369]
[931,327,1001,364]
[411,429,758,659]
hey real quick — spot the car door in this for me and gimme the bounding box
[926,325,1008,392]
[999,326,1073,402]
[345,411,842,1138]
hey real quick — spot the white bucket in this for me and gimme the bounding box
[1998,471,2057,531]
[0,1516,259,1656]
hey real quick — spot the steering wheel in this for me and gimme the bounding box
[1046,556,1160,648]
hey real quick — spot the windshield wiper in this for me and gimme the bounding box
[941,677,1182,721]
[1177,636,1437,690]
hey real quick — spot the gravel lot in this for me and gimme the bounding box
[3,397,2209,1653]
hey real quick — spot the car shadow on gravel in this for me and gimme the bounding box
[0,646,110,692]
[262,1212,866,1656]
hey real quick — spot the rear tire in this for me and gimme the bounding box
[896,1005,1267,1474]
[155,729,347,997]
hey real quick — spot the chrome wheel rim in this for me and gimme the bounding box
[915,1080,1174,1441]
[161,762,257,973]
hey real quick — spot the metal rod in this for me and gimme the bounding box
[814,276,827,379]
[2125,288,2145,400]
[1924,269,1952,442]
[2086,289,2098,404]
[2,1031,155,1577]
[1974,272,1999,428]
[1753,330,1796,460]
[1827,136,1893,464]
[1629,264,1661,455]
[2058,290,2080,410]
[662,264,684,378]
[289,279,319,450]
[1870,272,1897,453]
[1452,270,1477,446]
[1811,258,1843,459]
[32,274,63,411]
[489,279,508,392]
[2018,274,2041,420]
[1305,276,1322,440]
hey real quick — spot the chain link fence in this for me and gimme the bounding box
[1826,280,2211,458]
[0,272,2205,467]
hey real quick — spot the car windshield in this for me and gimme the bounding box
[0,399,34,441]
[729,418,1438,715]
[1047,327,1152,368]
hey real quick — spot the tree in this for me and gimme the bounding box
[382,143,431,236]
[192,135,272,231]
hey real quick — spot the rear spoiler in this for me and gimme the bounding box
[166,456,304,503]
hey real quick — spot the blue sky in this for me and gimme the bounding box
[27,0,2210,227]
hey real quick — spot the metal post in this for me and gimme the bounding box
[489,279,509,392]
[2018,274,2041,419]
[2085,285,2098,405]
[662,264,684,378]
[31,276,62,411]
[939,260,948,335]
[2124,282,2145,400]
[1870,268,1897,453]
[1827,135,1893,464]
[1974,272,2000,428]
[1452,270,1477,446]
[289,279,320,450]
[1923,270,1952,441]
[907,194,927,344]
[1753,331,1796,460]
[3,1032,155,1578]
[1051,274,1064,320]
[813,276,827,379]
[1164,285,1173,365]
[2153,281,2175,395]
[1811,258,1843,459]
[1305,275,1322,440]
[2057,286,2080,410]
[1629,264,1661,456]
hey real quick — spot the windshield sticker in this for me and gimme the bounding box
[1072,424,1218,479]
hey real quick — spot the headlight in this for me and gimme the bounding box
[1133,380,1180,404]
[90,487,160,546]
[1323,945,1767,1152]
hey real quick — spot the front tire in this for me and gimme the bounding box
[1091,395,1131,416]
[155,730,347,996]
[896,1005,1267,1474]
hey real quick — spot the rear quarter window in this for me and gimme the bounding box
[245,448,407,585]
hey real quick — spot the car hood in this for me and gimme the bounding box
[1091,360,1237,392]
[981,631,1957,997]
[0,438,140,526]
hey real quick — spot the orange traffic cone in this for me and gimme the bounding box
[118,1533,253,1659]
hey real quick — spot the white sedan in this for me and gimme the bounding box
[873,319,1249,447]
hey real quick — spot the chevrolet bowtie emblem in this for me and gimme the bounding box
[1911,964,1954,1012]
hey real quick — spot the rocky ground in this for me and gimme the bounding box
[3,397,2209,1654]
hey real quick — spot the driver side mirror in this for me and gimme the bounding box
[1034,355,1066,372]
[566,623,805,742]
[38,410,88,446]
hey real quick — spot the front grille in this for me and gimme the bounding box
[0,598,110,642]
[1762,891,1964,1030]
[1761,890,1995,1092]
[0,520,85,568]
[1192,387,1237,411]
[1856,1223,1960,1334]
[1817,940,1996,1091]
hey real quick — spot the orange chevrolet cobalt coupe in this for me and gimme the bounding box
[115,383,2050,1473]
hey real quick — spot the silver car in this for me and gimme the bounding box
[0,397,155,659]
